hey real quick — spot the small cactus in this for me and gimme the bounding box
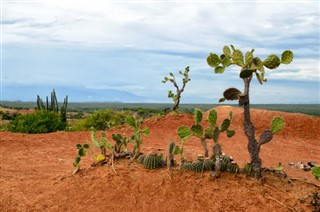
[181,162,193,171]
[204,159,215,171]
[137,154,146,163]
[143,154,163,169]
[220,156,231,172]
[227,162,239,173]
[243,163,253,175]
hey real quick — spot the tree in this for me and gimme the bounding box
[207,45,293,178]
[162,66,191,112]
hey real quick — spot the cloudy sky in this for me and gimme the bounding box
[1,0,319,103]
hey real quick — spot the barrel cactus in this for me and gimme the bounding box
[204,159,215,171]
[143,154,164,169]
[227,162,240,173]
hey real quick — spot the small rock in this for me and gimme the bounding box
[307,162,317,167]
[288,162,295,166]
[297,163,304,170]
[303,165,311,171]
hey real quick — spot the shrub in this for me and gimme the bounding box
[70,109,129,131]
[8,110,66,133]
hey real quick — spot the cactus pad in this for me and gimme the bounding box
[259,129,273,145]
[263,54,280,69]
[220,119,231,132]
[271,116,285,134]
[281,50,293,64]
[207,53,220,68]
[143,154,163,169]
[232,50,245,67]
[223,88,243,100]
[240,69,254,78]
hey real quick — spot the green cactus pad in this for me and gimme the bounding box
[194,109,203,124]
[220,119,231,132]
[223,46,232,57]
[271,116,285,134]
[207,109,217,127]
[215,66,225,74]
[143,154,163,169]
[232,50,245,67]
[245,51,253,67]
[137,154,146,163]
[281,50,293,64]
[223,88,243,100]
[240,69,254,78]
[191,124,203,138]
[226,129,235,138]
[263,54,281,69]
[207,53,221,68]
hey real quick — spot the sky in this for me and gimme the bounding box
[1,0,319,104]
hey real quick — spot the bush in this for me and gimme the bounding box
[8,110,67,133]
[70,109,129,131]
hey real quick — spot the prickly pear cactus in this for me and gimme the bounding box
[143,154,163,169]
[223,88,243,100]
[137,154,146,163]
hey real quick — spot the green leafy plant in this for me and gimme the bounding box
[72,143,90,175]
[8,110,66,133]
[207,45,292,178]
[162,66,191,112]
[311,166,320,180]
[274,162,283,171]
[126,115,150,159]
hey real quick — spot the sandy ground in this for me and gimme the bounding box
[0,106,319,211]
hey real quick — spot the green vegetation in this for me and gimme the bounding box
[70,109,129,131]
[126,115,150,159]
[8,110,66,133]
[311,166,320,180]
[162,66,191,112]
[73,143,90,175]
[207,45,293,178]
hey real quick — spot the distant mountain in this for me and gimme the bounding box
[1,85,144,102]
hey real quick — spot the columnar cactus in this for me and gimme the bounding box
[207,45,293,178]
[36,89,68,122]
[162,66,191,112]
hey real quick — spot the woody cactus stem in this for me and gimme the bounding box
[242,75,262,178]
[162,66,191,112]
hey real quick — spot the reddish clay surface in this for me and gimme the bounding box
[0,106,319,211]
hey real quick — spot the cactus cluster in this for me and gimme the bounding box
[181,157,215,172]
[36,89,68,122]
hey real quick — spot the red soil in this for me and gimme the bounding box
[0,106,319,211]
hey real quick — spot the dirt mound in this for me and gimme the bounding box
[0,106,319,211]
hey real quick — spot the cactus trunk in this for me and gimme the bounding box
[243,76,262,178]
[201,138,209,157]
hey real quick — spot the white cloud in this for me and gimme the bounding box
[1,0,319,102]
